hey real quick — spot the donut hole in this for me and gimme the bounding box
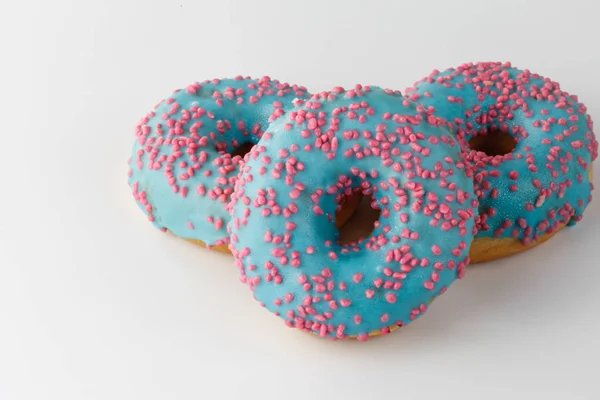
[468,128,517,156]
[229,142,255,158]
[337,193,381,245]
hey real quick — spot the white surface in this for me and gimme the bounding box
[2,0,600,399]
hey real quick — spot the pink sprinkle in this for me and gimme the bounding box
[340,299,352,307]
[272,248,286,257]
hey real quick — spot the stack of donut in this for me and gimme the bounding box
[128,62,597,340]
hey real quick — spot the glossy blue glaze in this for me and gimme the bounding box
[228,86,477,339]
[128,77,309,246]
[406,62,597,244]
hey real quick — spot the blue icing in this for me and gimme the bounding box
[406,62,597,243]
[228,86,477,339]
[128,77,309,246]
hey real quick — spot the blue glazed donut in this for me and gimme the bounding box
[127,76,309,250]
[406,62,598,262]
[227,85,478,340]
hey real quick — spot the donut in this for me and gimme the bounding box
[127,76,311,252]
[405,62,597,263]
[227,85,478,340]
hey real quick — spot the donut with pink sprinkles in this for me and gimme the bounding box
[406,62,597,262]
[227,85,478,340]
[127,76,309,249]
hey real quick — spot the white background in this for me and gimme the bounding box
[2,0,600,399]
